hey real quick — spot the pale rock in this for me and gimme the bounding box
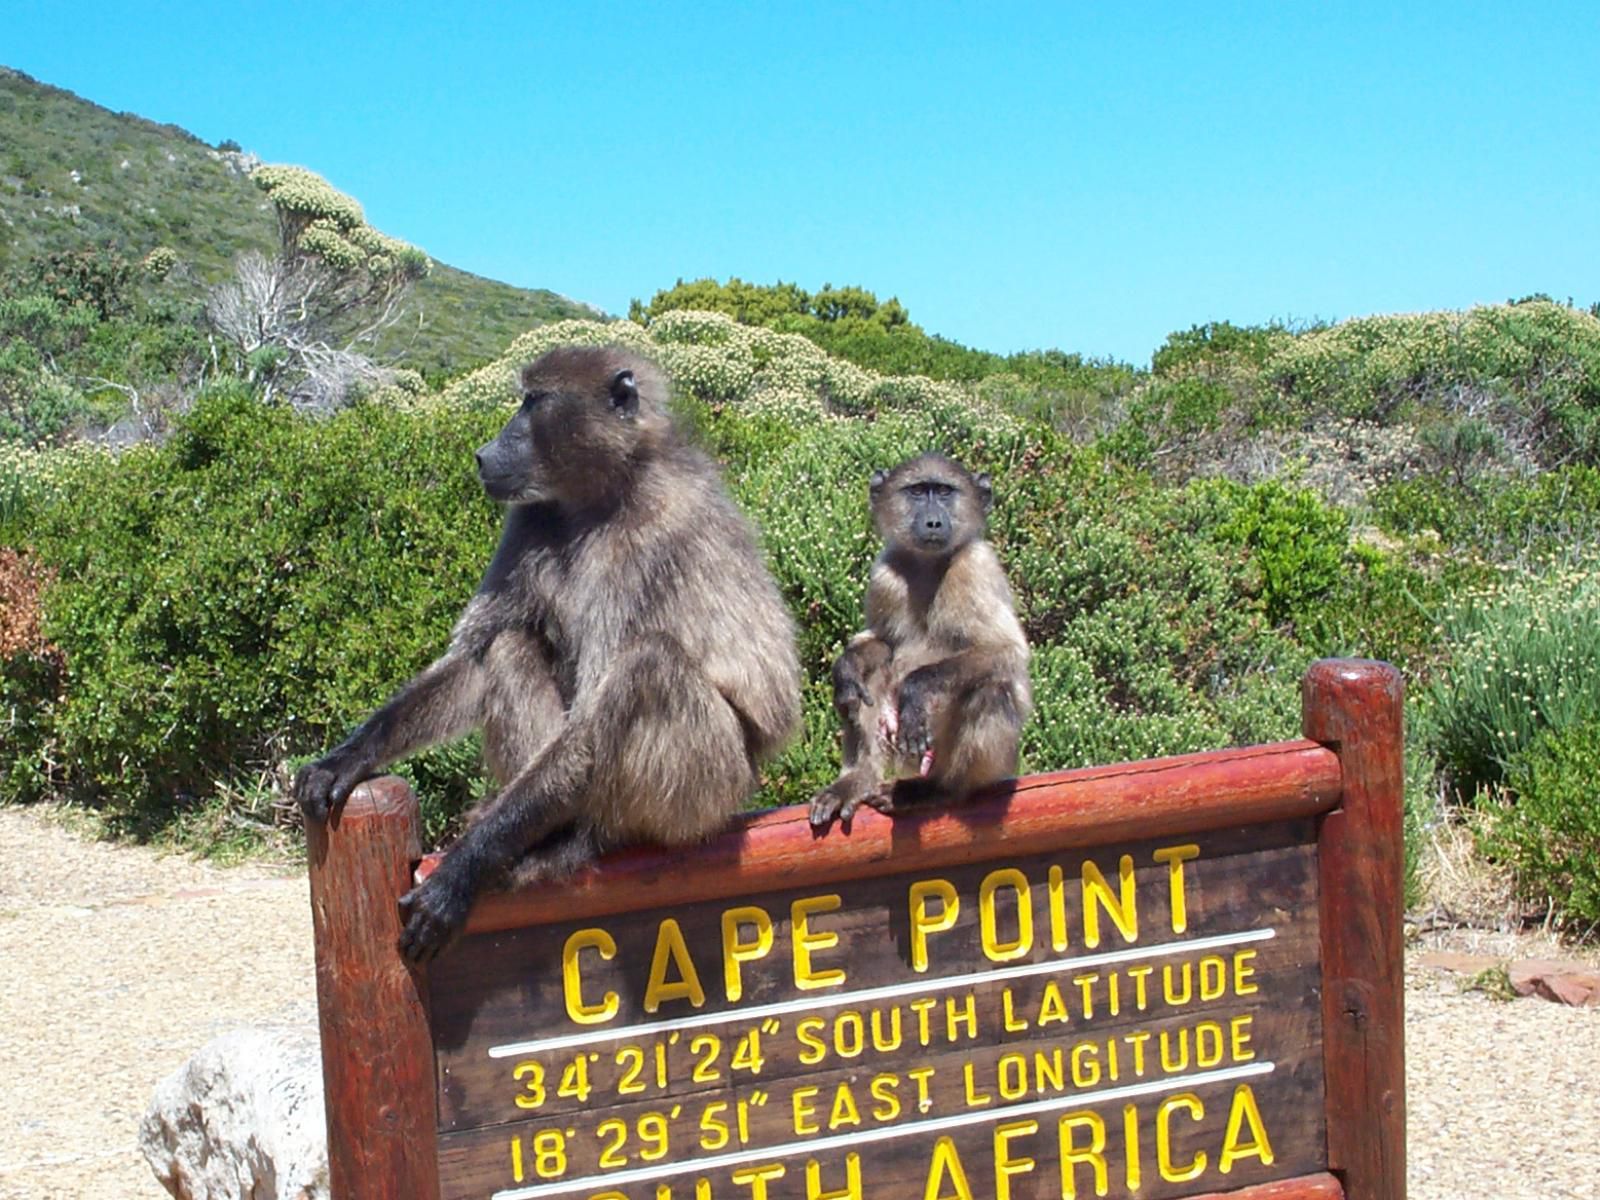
[139,1027,329,1200]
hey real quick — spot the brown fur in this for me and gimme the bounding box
[809,452,1031,827]
[295,347,801,961]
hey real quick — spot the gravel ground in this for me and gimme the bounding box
[1,803,1595,1200]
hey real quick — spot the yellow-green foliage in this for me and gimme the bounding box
[1428,553,1600,800]
[251,164,430,282]
[439,310,1012,433]
[1262,301,1600,432]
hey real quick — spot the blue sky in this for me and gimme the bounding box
[7,2,1598,364]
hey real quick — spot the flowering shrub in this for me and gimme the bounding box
[1259,301,1600,461]
[1428,555,1600,801]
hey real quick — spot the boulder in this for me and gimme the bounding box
[140,1027,329,1200]
[1508,959,1600,1007]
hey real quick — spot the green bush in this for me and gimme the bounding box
[2,381,503,840]
[1428,558,1600,800]
[1480,720,1600,928]
[1209,479,1350,629]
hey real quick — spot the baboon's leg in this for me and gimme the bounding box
[810,636,894,827]
[506,825,602,888]
[399,633,751,962]
[296,653,484,821]
[399,717,594,962]
[479,629,564,785]
[891,677,1023,808]
[586,633,754,846]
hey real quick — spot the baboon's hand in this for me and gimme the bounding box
[894,671,937,761]
[293,748,374,823]
[810,780,895,829]
[398,873,472,964]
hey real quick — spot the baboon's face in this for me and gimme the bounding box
[871,453,992,556]
[477,349,665,507]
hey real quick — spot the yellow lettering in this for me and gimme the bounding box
[1163,961,1192,1005]
[1126,1030,1151,1075]
[792,1086,820,1135]
[1081,855,1138,947]
[806,1154,862,1200]
[994,1119,1039,1200]
[1058,1110,1108,1198]
[1157,1093,1207,1182]
[720,905,773,1002]
[923,1136,974,1200]
[1074,973,1098,1019]
[1152,843,1200,933]
[1048,864,1069,951]
[792,895,846,991]
[1199,954,1227,1000]
[1196,1021,1224,1068]
[979,867,1033,961]
[1037,981,1070,1026]
[1123,1103,1142,1190]
[945,994,977,1042]
[643,918,705,1013]
[1159,1028,1190,1073]
[962,1061,993,1106]
[909,879,960,972]
[911,997,939,1044]
[871,1006,903,1052]
[1033,1047,1064,1092]
[1219,1084,1276,1172]
[561,928,619,1024]
[796,1017,827,1065]
[1234,948,1259,995]
[829,1082,862,1129]
[1231,1014,1256,1062]
[1127,964,1152,1009]
[997,1052,1027,1100]
[869,1073,902,1121]
[834,1010,865,1058]
[908,1066,936,1112]
[731,1162,786,1199]
[1070,1041,1100,1087]
[1002,987,1030,1033]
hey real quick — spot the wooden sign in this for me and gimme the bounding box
[307,659,1405,1200]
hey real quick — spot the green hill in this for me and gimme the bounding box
[0,66,598,378]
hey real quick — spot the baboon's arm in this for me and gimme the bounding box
[894,646,1027,760]
[294,652,484,822]
[398,724,593,962]
[809,635,895,828]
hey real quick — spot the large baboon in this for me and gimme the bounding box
[809,452,1031,827]
[296,347,801,962]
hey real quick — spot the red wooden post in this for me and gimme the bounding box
[307,776,441,1200]
[1303,658,1406,1200]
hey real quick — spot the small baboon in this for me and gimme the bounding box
[809,452,1031,827]
[296,347,801,962]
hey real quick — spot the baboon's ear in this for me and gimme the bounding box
[975,473,994,514]
[609,369,639,417]
[869,469,887,499]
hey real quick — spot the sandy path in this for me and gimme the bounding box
[1,803,1595,1199]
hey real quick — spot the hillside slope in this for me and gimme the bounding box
[0,66,598,377]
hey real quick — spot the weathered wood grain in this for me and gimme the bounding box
[307,777,440,1200]
[1304,660,1406,1200]
[418,740,1342,935]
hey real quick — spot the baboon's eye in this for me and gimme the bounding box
[522,390,546,408]
[934,484,955,499]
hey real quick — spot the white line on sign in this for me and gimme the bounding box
[488,926,1276,1059]
[491,1059,1277,1200]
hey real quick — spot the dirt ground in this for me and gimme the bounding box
[1,803,1596,1200]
